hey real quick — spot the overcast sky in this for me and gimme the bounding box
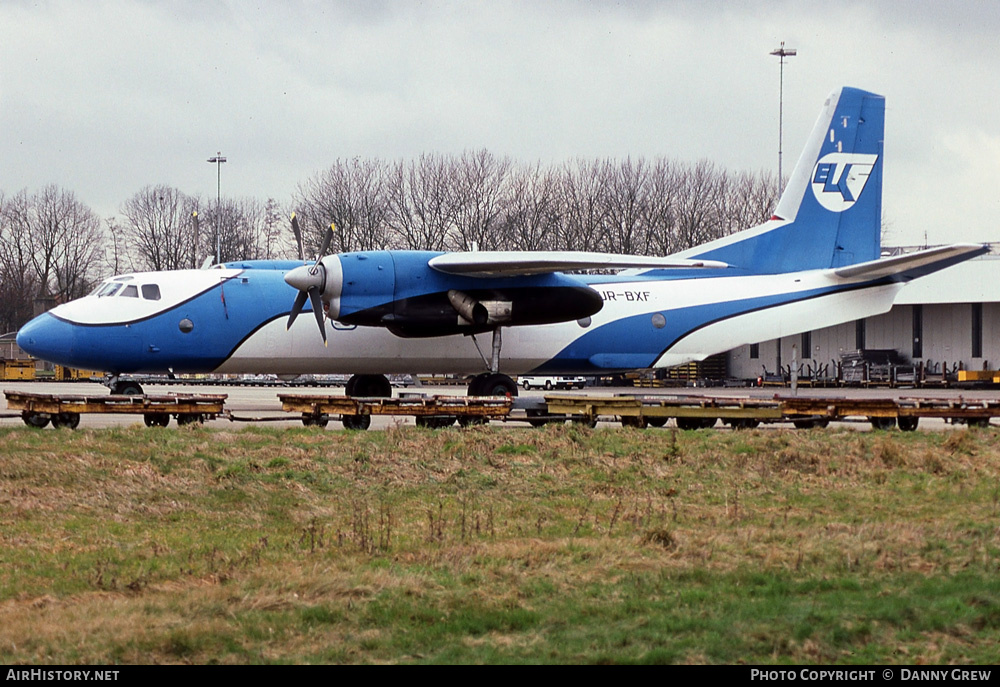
[2,0,998,247]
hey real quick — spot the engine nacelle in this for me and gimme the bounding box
[447,290,512,326]
[327,250,603,338]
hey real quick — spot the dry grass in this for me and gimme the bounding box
[0,423,998,663]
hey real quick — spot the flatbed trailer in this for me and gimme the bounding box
[542,393,999,430]
[4,388,999,431]
[277,392,513,430]
[4,390,228,428]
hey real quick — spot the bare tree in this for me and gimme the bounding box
[116,185,199,271]
[500,163,559,251]
[293,158,393,256]
[386,154,460,251]
[555,159,613,252]
[451,150,512,251]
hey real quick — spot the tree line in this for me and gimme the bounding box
[0,151,779,332]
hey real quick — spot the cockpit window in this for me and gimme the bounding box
[121,285,139,298]
[97,282,123,297]
[141,284,161,301]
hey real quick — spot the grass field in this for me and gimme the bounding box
[1,422,998,664]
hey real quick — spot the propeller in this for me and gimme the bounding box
[285,218,338,346]
[290,212,305,261]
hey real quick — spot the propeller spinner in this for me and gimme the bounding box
[285,219,340,345]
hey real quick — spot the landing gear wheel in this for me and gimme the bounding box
[897,416,919,432]
[467,373,518,397]
[346,374,391,398]
[143,413,170,428]
[113,382,143,396]
[301,413,330,428]
[176,413,204,426]
[22,411,50,428]
[342,414,371,431]
[868,416,896,431]
[51,412,80,429]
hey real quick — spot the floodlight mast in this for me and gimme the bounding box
[207,152,227,265]
[770,42,797,191]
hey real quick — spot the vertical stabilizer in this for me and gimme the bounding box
[680,87,885,273]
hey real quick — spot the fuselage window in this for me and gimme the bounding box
[141,284,161,301]
[121,285,139,298]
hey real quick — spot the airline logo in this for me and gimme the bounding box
[811,153,878,212]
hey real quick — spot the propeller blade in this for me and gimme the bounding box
[308,288,327,346]
[287,290,308,330]
[311,223,335,274]
[290,213,304,261]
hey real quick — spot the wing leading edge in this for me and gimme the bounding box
[427,251,729,277]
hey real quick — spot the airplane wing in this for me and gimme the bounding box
[427,251,729,277]
[830,244,989,282]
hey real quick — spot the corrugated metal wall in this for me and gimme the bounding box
[727,302,1000,380]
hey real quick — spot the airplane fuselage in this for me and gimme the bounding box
[16,256,904,377]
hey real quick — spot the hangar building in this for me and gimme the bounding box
[727,249,999,382]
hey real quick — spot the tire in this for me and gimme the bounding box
[966,417,990,428]
[115,382,143,396]
[676,417,704,431]
[51,412,80,430]
[22,411,50,428]
[143,413,170,428]
[646,417,668,428]
[342,414,371,431]
[301,413,330,428]
[897,416,919,432]
[416,415,455,429]
[176,413,204,426]
[468,373,518,397]
[620,416,648,429]
[522,380,531,390]
[525,408,550,427]
[868,416,896,431]
[347,374,391,398]
[544,380,553,390]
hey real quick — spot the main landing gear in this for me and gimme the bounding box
[338,373,392,430]
[107,376,143,396]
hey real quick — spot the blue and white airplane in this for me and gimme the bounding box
[16,86,987,426]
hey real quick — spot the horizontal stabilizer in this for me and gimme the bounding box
[428,251,728,277]
[830,244,989,282]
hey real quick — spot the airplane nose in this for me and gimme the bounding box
[16,313,75,366]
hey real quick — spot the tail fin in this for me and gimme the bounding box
[680,87,885,273]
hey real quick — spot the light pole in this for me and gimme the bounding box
[770,42,796,191]
[207,152,227,264]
